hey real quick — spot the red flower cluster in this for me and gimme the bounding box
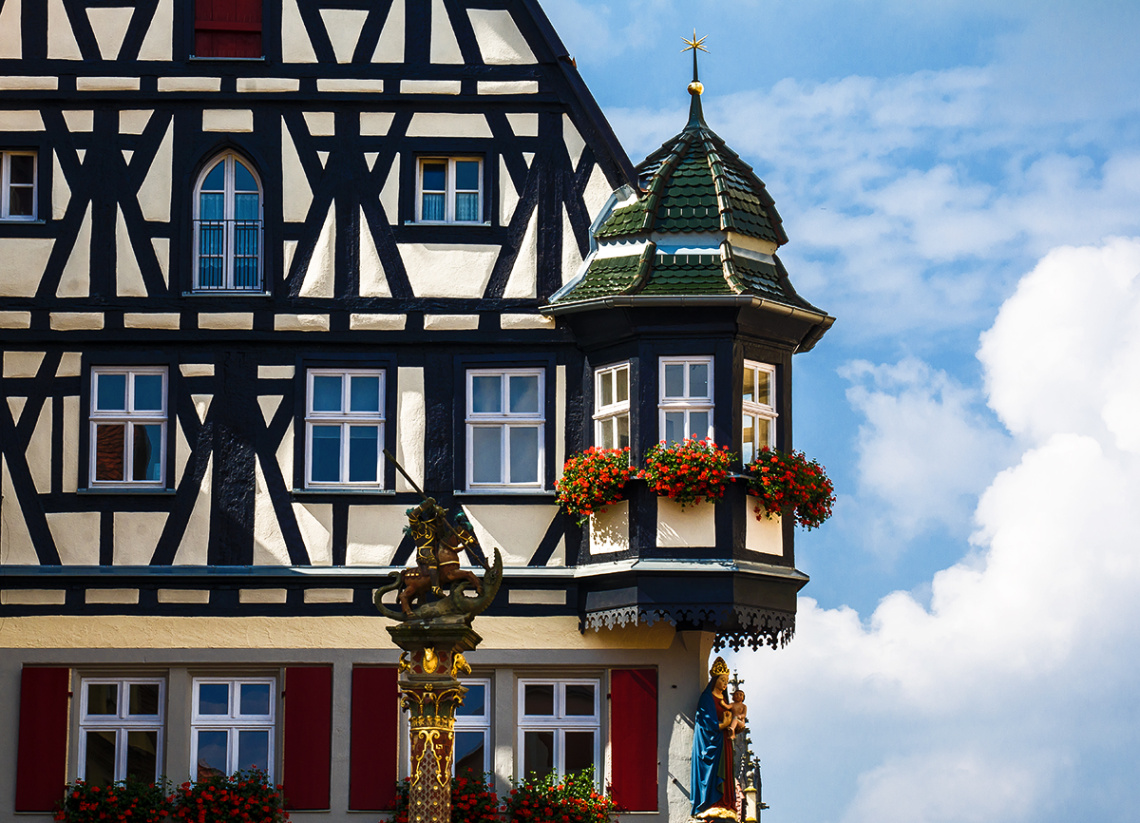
[390,771,499,823]
[55,779,169,823]
[639,439,735,508]
[502,768,621,823]
[556,447,633,524]
[744,447,835,530]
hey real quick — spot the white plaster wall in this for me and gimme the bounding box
[346,505,406,565]
[461,504,560,566]
[359,206,391,297]
[62,395,78,493]
[137,0,172,60]
[0,459,37,564]
[380,153,400,223]
[0,0,20,58]
[52,151,69,220]
[299,203,336,297]
[656,498,716,548]
[281,0,317,62]
[400,244,499,298]
[114,512,167,564]
[396,367,426,493]
[562,204,582,285]
[0,110,42,131]
[173,454,211,565]
[589,500,629,555]
[293,502,334,565]
[57,202,92,297]
[253,457,291,565]
[3,351,44,378]
[430,0,462,63]
[467,9,536,64]
[373,0,404,62]
[202,109,253,132]
[116,205,147,296]
[45,511,100,565]
[318,9,368,63]
[87,6,132,59]
[406,113,492,138]
[303,111,336,136]
[583,164,615,222]
[0,239,53,296]
[361,111,395,136]
[27,400,51,493]
[281,119,313,222]
[137,122,172,222]
[745,511,783,556]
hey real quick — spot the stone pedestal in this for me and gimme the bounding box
[387,622,482,823]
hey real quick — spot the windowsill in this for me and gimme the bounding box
[454,489,556,497]
[78,487,176,495]
[292,488,397,496]
[405,220,491,227]
[181,290,271,298]
[0,218,43,225]
[188,55,267,62]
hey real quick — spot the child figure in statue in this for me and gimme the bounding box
[690,657,738,820]
[727,690,747,738]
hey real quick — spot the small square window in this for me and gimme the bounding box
[89,368,168,487]
[594,363,630,450]
[1,151,37,220]
[79,678,165,784]
[517,679,600,781]
[417,157,483,223]
[305,369,386,488]
[191,677,275,781]
[659,357,714,445]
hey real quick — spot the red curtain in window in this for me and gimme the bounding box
[15,667,70,812]
[194,0,262,58]
[349,667,399,810]
[283,666,333,811]
[610,668,658,811]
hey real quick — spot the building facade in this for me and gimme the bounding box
[0,1,831,820]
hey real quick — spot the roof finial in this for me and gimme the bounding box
[681,30,708,127]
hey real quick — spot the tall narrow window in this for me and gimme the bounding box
[0,151,36,220]
[741,360,777,464]
[417,158,483,223]
[305,369,386,488]
[89,368,167,487]
[466,369,544,489]
[518,679,600,781]
[79,679,165,784]
[659,357,714,445]
[594,363,630,450]
[191,678,275,781]
[454,678,491,777]
[194,153,263,292]
[194,0,262,58]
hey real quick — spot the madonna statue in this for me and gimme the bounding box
[690,656,737,819]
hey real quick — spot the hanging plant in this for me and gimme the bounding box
[639,438,736,508]
[744,447,835,530]
[556,447,634,525]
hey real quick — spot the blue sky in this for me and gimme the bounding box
[545,2,1140,821]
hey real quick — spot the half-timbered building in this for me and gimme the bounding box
[0,1,832,820]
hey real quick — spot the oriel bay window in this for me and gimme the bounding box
[305,369,385,488]
[659,357,714,445]
[191,678,275,781]
[594,363,630,450]
[518,679,600,781]
[418,157,483,223]
[89,368,167,487]
[194,152,263,292]
[466,369,544,489]
[79,679,164,784]
[742,360,777,464]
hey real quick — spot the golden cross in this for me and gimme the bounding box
[681,30,709,54]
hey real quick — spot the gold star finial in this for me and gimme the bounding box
[681,30,709,54]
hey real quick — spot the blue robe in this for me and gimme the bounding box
[691,680,733,816]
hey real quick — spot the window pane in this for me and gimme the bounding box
[129,683,160,716]
[689,411,710,441]
[234,160,257,192]
[471,427,502,484]
[454,192,479,222]
[97,373,127,411]
[348,426,379,483]
[664,363,684,397]
[237,730,270,771]
[201,161,224,191]
[8,185,33,216]
[422,162,446,191]
[743,368,756,404]
[523,731,554,779]
[599,419,614,450]
[509,427,539,484]
[524,683,554,716]
[198,683,229,715]
[311,425,342,483]
[664,412,685,447]
[471,375,501,414]
[454,731,485,777]
[84,730,117,785]
[457,683,485,717]
[743,416,755,465]
[312,375,343,412]
[87,683,119,715]
[199,191,223,221]
[234,192,259,221]
[565,684,595,716]
[757,417,771,449]
[599,372,613,407]
[455,160,480,190]
[126,730,158,782]
[95,424,126,481]
[350,375,381,413]
[240,683,271,716]
[422,192,444,221]
[9,154,34,184]
[617,414,630,450]
[616,367,629,403]
[509,375,539,414]
[689,363,709,397]
[133,374,163,411]
[132,424,163,482]
[196,730,228,780]
[756,368,771,405]
[564,731,595,775]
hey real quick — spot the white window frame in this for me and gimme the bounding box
[516,678,601,783]
[453,677,492,777]
[89,367,168,488]
[192,151,264,292]
[415,156,484,224]
[1,150,37,220]
[594,363,631,451]
[190,677,276,781]
[78,678,166,783]
[742,360,777,464]
[304,368,386,489]
[466,368,545,491]
[658,356,714,444]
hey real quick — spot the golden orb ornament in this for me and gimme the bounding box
[688,80,704,96]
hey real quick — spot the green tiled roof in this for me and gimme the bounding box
[637,254,734,296]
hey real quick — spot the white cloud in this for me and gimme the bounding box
[733,238,1140,823]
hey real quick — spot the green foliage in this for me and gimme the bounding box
[556,447,634,524]
[55,777,171,823]
[744,447,835,530]
[168,768,289,823]
[639,438,736,508]
[504,768,622,823]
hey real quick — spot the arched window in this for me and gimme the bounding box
[193,152,263,292]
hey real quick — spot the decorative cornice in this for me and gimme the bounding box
[583,604,795,651]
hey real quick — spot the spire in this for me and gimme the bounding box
[681,30,708,128]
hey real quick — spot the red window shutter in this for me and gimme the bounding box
[283,666,333,810]
[349,667,399,810]
[194,0,262,58]
[15,667,70,812]
[610,668,658,812]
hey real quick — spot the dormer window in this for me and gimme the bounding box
[417,157,483,223]
[193,153,263,292]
